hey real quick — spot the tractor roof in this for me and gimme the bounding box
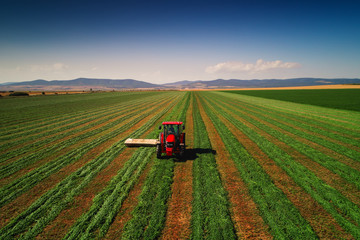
[162,121,183,125]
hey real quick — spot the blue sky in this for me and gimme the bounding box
[1,0,359,84]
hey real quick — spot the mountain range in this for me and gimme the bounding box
[1,78,360,91]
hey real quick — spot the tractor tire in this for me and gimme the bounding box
[156,144,162,159]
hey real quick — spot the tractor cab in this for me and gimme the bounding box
[163,122,182,138]
[157,121,185,158]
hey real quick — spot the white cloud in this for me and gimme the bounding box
[206,59,300,74]
[30,62,69,72]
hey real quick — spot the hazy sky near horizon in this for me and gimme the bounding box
[1,0,359,84]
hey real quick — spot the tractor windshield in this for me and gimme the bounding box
[165,124,179,136]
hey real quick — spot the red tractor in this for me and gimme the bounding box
[124,121,186,159]
[157,121,185,158]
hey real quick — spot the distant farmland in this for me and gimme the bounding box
[226,89,360,111]
[0,90,359,239]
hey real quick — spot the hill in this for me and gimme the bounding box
[0,78,162,91]
[165,78,360,89]
[1,78,360,91]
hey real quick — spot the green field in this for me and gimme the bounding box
[1,90,359,239]
[225,89,360,111]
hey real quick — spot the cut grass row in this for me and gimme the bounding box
[0,92,183,239]
[202,92,360,238]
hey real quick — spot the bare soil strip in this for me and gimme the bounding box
[198,98,271,239]
[211,101,353,239]
[160,97,194,240]
[0,99,170,229]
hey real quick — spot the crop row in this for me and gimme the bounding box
[0,92,183,239]
[201,91,360,238]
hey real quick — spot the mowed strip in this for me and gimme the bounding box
[0,91,152,130]
[0,92,143,136]
[0,93,165,162]
[0,96,168,190]
[234,100,360,162]
[199,93,317,239]
[230,97,360,149]
[37,94,181,239]
[0,99,155,184]
[202,95,352,239]
[103,95,188,239]
[0,96,173,229]
[0,98,147,159]
[197,94,271,239]
[0,92,182,239]
[161,94,194,240]
[204,92,360,238]
[120,93,190,240]
[218,91,360,134]
[0,99,128,148]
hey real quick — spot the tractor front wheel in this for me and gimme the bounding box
[156,144,162,158]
